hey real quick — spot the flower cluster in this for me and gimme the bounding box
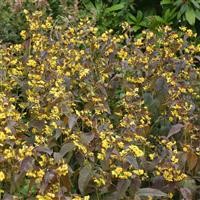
[0,10,199,199]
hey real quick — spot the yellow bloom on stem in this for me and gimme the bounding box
[56,164,69,176]
[0,171,5,181]
[20,30,27,40]
[133,169,144,176]
[129,145,144,157]
[27,59,37,67]
[0,131,6,142]
[94,177,106,187]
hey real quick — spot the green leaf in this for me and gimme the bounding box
[191,0,200,9]
[95,0,103,15]
[174,0,183,7]
[195,9,200,20]
[161,0,173,5]
[154,15,165,23]
[136,11,143,22]
[140,20,148,27]
[177,4,188,19]
[163,8,176,22]
[95,0,103,10]
[127,13,137,22]
[104,3,125,14]
[136,188,168,197]
[132,25,141,32]
[185,7,196,25]
[82,0,97,14]
[144,15,164,29]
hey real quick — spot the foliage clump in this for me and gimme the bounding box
[0,10,200,200]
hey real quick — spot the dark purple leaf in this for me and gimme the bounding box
[136,188,167,197]
[68,115,77,129]
[20,156,34,172]
[35,146,53,155]
[80,132,95,145]
[128,177,141,197]
[116,180,131,199]
[167,124,184,138]
[180,187,192,200]
[78,164,92,194]
[29,120,45,130]
[194,55,200,61]
[40,170,57,194]
[54,143,75,162]
[125,155,139,169]
[187,151,198,171]
[3,194,14,200]
[60,143,75,156]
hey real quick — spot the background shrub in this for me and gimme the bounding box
[79,0,200,34]
[1,0,200,43]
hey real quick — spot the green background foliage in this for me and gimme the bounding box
[1,0,200,43]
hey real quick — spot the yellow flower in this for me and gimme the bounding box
[20,30,27,40]
[112,167,123,177]
[168,192,173,199]
[56,164,68,176]
[39,154,47,167]
[27,59,37,67]
[36,194,54,200]
[72,196,82,200]
[23,9,29,15]
[112,167,132,179]
[149,153,155,160]
[0,171,5,181]
[5,127,11,134]
[80,68,90,79]
[146,46,153,52]
[118,49,128,60]
[0,112,6,120]
[134,38,143,46]
[129,145,144,157]
[4,148,15,159]
[179,26,186,32]
[183,145,189,152]
[163,170,173,182]
[97,153,104,160]
[102,139,109,149]
[120,171,132,179]
[83,196,90,200]
[133,169,144,176]
[117,141,124,148]
[101,33,109,42]
[186,29,193,37]
[171,155,178,164]
[0,131,6,142]
[94,177,106,187]
[147,196,153,200]
[146,31,154,39]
